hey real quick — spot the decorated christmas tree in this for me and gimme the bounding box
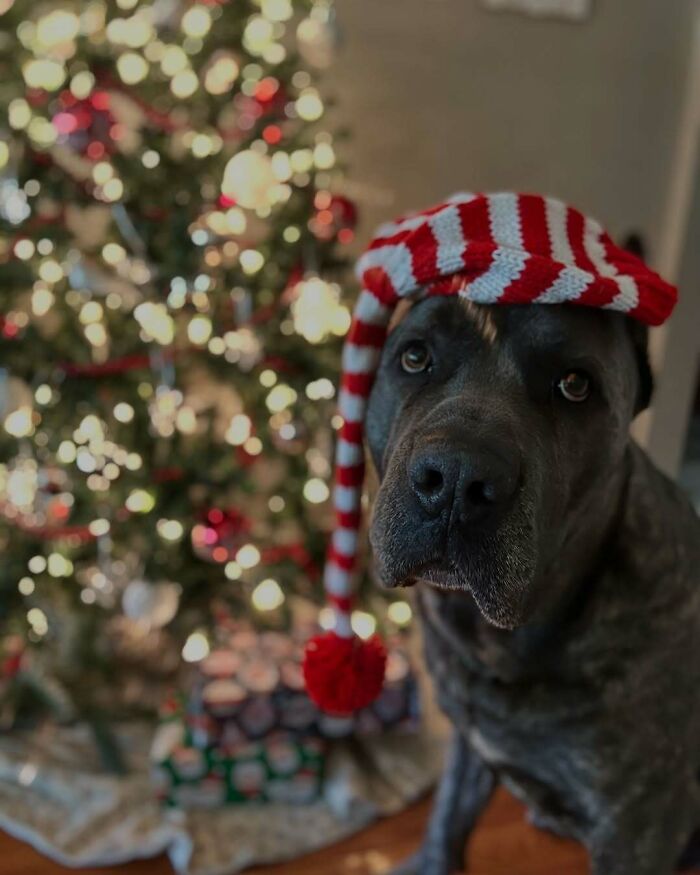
[0,0,407,758]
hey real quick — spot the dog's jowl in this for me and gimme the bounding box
[326,195,700,875]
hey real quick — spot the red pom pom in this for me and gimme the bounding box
[303,632,387,715]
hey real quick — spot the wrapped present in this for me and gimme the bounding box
[151,623,419,807]
[152,710,326,807]
[189,626,419,744]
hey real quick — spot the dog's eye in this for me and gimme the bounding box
[557,370,591,403]
[400,342,432,374]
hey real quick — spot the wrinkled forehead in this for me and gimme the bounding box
[389,295,629,359]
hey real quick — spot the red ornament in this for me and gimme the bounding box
[328,195,358,229]
[233,81,288,126]
[262,124,282,145]
[311,194,359,243]
[302,631,386,715]
[1,636,25,679]
[192,508,251,562]
[52,93,117,158]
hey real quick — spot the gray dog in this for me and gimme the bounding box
[363,296,700,874]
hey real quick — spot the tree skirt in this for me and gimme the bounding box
[0,724,440,874]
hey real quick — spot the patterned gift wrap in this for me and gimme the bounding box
[151,625,419,807]
[188,627,419,744]
[152,716,326,807]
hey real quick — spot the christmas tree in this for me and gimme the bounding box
[0,0,395,756]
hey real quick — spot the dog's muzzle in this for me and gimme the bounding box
[408,438,520,529]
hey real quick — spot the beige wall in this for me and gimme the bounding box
[327,0,700,475]
[328,0,696,257]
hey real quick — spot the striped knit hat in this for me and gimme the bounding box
[302,192,678,715]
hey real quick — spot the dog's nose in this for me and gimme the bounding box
[409,446,519,524]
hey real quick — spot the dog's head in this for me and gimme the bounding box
[366,298,652,628]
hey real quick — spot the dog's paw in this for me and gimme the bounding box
[389,851,463,875]
[388,853,423,875]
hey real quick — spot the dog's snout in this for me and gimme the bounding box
[409,445,519,524]
[409,453,455,515]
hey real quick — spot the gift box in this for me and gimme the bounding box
[152,707,326,807]
[151,623,419,807]
[190,626,419,744]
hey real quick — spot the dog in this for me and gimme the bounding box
[364,296,700,874]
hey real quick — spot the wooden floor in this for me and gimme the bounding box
[0,787,697,875]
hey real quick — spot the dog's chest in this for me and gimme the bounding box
[417,587,595,764]
[417,587,604,832]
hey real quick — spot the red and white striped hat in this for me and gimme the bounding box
[302,192,678,715]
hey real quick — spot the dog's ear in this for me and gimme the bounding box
[627,319,654,414]
[621,232,653,413]
[621,232,646,261]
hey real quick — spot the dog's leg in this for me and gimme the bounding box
[588,784,700,875]
[391,730,496,875]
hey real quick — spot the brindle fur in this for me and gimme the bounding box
[364,298,700,875]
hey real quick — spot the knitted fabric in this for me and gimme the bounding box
[303,192,677,713]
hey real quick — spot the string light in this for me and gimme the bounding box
[126,489,155,513]
[35,9,80,47]
[32,286,56,316]
[157,519,184,541]
[113,402,134,423]
[291,277,350,343]
[204,54,239,94]
[134,302,175,344]
[117,52,149,84]
[187,314,212,345]
[243,16,275,56]
[235,543,261,569]
[142,149,160,168]
[106,14,154,48]
[8,99,31,130]
[351,611,377,640]
[14,239,35,260]
[251,578,285,611]
[221,150,276,209]
[313,142,335,169]
[4,407,34,438]
[28,556,47,575]
[305,378,335,400]
[225,414,252,446]
[171,69,198,98]
[79,301,104,324]
[27,608,48,637]
[23,59,65,91]
[239,249,264,274]
[18,577,35,596]
[70,71,95,99]
[47,553,73,577]
[303,478,329,504]
[295,88,324,121]
[57,440,77,463]
[182,630,210,662]
[38,259,63,284]
[243,436,263,455]
[265,384,296,413]
[262,0,294,22]
[225,561,242,580]
[182,5,212,38]
[34,385,52,405]
[268,495,285,512]
[388,601,413,626]
[89,518,111,536]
